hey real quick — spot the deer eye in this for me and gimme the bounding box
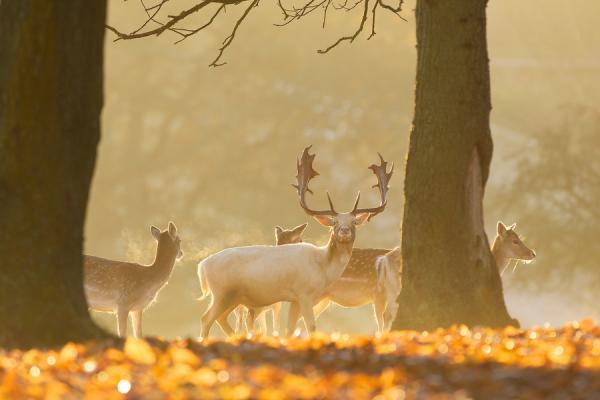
[512,239,519,244]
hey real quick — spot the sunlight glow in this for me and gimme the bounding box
[117,379,132,394]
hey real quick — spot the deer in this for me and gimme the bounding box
[84,222,183,338]
[374,247,402,333]
[233,223,308,335]
[197,146,392,337]
[284,222,536,334]
[237,225,391,335]
[492,221,536,275]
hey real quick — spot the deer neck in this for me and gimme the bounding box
[491,236,510,273]
[323,232,354,284]
[149,242,178,282]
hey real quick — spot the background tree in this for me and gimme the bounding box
[0,1,108,348]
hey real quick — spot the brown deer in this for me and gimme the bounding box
[84,222,183,338]
[197,146,392,337]
[492,221,536,274]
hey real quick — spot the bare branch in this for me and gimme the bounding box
[106,0,406,66]
[105,0,239,41]
[209,0,260,67]
[274,0,328,27]
[378,0,407,21]
[322,0,333,28]
[368,0,377,39]
[174,4,227,44]
[333,0,363,12]
[317,0,369,54]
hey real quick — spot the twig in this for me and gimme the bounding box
[318,0,369,53]
[210,0,260,67]
[174,4,227,44]
[106,0,239,41]
[368,0,377,39]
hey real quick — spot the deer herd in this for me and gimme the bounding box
[84,146,536,339]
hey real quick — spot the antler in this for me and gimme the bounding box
[351,153,394,220]
[293,146,338,217]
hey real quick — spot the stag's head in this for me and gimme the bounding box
[151,221,183,260]
[496,221,536,262]
[275,223,308,245]
[293,146,393,244]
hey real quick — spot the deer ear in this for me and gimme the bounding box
[313,215,336,227]
[353,212,370,226]
[497,221,507,237]
[150,225,161,241]
[168,221,177,238]
[508,223,517,231]
[292,223,308,235]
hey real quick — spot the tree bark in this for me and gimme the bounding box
[0,1,108,348]
[392,0,516,330]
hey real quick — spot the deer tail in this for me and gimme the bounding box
[197,259,211,301]
[375,255,387,292]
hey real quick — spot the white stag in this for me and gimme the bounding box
[234,223,307,335]
[243,226,392,335]
[197,146,392,337]
[84,222,183,338]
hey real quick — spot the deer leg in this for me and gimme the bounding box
[254,308,268,335]
[257,309,268,334]
[383,301,398,332]
[116,307,129,338]
[131,310,143,338]
[233,306,245,333]
[201,295,236,338]
[246,308,257,333]
[286,302,301,336]
[272,303,282,336]
[373,295,386,334]
[299,299,317,334]
[313,299,330,319]
[216,306,236,336]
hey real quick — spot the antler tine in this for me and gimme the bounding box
[352,152,393,220]
[351,191,361,213]
[326,192,337,214]
[293,146,338,217]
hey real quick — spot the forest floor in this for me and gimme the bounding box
[1,320,599,399]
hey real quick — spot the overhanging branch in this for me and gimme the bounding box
[106,0,406,66]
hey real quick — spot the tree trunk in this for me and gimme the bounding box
[0,1,108,348]
[392,0,516,330]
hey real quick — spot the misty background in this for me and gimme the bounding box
[86,0,600,338]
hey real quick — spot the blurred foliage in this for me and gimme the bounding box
[1,321,599,399]
[87,0,600,337]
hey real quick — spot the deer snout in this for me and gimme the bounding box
[530,250,536,258]
[339,227,351,236]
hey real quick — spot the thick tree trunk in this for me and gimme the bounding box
[392,0,516,330]
[0,1,108,348]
